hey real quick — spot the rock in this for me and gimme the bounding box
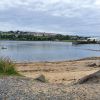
[98,65,100,67]
[87,63,97,67]
[35,74,46,82]
[77,70,100,84]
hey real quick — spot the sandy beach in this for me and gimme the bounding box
[16,57,100,84]
[0,57,100,99]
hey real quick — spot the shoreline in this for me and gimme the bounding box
[15,56,100,64]
[0,56,100,99]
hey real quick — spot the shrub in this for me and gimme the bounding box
[0,58,19,75]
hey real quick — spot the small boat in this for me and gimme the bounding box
[1,47,7,49]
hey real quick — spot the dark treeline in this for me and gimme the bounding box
[0,33,87,41]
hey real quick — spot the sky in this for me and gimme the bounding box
[0,0,100,36]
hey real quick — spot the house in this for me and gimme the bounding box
[87,37,100,42]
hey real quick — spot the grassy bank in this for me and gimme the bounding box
[61,40,76,42]
[0,58,19,76]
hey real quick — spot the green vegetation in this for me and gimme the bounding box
[0,31,87,41]
[61,40,76,42]
[0,58,19,76]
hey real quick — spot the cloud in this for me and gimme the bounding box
[0,0,100,36]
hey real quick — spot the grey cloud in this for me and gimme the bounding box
[0,0,100,36]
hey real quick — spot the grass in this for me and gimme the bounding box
[0,58,20,76]
[61,40,76,42]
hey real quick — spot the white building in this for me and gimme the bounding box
[87,37,100,42]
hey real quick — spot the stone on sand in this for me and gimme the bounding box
[35,74,46,82]
[87,63,97,67]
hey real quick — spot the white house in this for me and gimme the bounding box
[87,37,100,42]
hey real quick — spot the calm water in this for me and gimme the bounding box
[0,41,100,62]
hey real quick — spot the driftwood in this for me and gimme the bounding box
[78,70,100,84]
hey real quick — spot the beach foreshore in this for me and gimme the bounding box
[16,57,100,84]
[0,57,100,99]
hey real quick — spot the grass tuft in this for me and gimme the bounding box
[0,58,19,76]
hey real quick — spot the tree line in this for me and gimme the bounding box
[0,33,86,41]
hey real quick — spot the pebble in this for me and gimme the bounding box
[0,76,100,100]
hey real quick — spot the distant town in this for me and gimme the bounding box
[0,31,56,36]
[0,30,88,41]
[0,31,100,44]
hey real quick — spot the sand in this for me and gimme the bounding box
[16,57,100,84]
[0,57,100,99]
